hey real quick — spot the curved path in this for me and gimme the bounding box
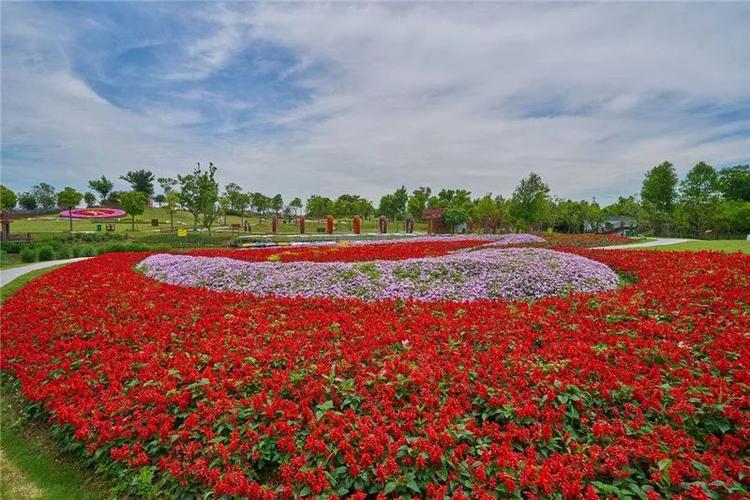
[594,237,694,250]
[0,257,91,286]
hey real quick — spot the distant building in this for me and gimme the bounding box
[584,216,637,235]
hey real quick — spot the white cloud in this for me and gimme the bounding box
[2,2,749,203]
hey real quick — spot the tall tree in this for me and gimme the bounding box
[718,164,750,201]
[288,197,303,216]
[83,192,97,207]
[472,194,502,232]
[443,207,470,232]
[641,161,678,213]
[120,170,156,196]
[603,196,643,225]
[0,185,17,213]
[510,172,550,230]
[271,194,284,215]
[224,183,249,215]
[378,186,408,221]
[250,193,271,217]
[640,161,678,236]
[178,163,219,234]
[157,177,178,194]
[18,192,38,211]
[354,198,375,219]
[305,195,333,218]
[31,183,56,210]
[57,187,83,232]
[218,195,231,225]
[678,161,721,237]
[162,191,179,229]
[407,187,431,220]
[88,176,114,203]
[120,191,147,231]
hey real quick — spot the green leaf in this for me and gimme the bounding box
[317,400,334,412]
[406,478,420,493]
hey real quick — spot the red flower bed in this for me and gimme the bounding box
[1,244,748,498]
[189,239,487,262]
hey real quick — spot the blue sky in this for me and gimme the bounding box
[2,2,749,204]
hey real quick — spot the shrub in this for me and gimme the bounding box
[76,245,97,257]
[1,242,27,254]
[20,247,37,263]
[36,246,55,262]
[56,246,72,260]
[97,242,153,255]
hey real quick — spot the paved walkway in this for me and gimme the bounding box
[594,237,694,250]
[0,257,91,286]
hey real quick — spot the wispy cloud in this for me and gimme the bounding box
[2,2,749,202]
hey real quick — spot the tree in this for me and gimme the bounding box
[377,194,395,219]
[271,194,284,215]
[57,187,83,232]
[332,194,367,218]
[678,161,721,238]
[178,169,202,229]
[392,186,408,221]
[510,172,550,230]
[250,193,271,217]
[106,191,122,206]
[287,197,302,217]
[354,198,375,219]
[224,183,249,215]
[718,164,750,201]
[31,183,56,210]
[0,185,17,213]
[83,192,97,207]
[443,207,470,232]
[305,195,333,218]
[603,196,643,226]
[378,187,408,221]
[178,163,220,235]
[163,191,179,229]
[407,187,431,220]
[157,177,178,195]
[472,194,501,232]
[494,196,511,229]
[288,197,303,217]
[120,170,155,196]
[219,195,231,225]
[88,176,114,203]
[120,191,147,231]
[641,161,678,213]
[18,192,37,211]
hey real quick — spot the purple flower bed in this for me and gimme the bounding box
[138,247,618,302]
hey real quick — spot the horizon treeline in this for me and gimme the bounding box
[1,161,748,238]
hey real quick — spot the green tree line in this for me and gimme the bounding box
[1,161,748,237]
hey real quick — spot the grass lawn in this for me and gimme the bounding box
[650,239,750,253]
[1,266,111,499]
[8,208,427,237]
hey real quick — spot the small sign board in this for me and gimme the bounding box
[177,228,188,237]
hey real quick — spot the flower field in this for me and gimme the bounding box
[2,238,749,498]
[139,248,618,301]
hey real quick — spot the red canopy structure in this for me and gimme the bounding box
[59,208,126,219]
